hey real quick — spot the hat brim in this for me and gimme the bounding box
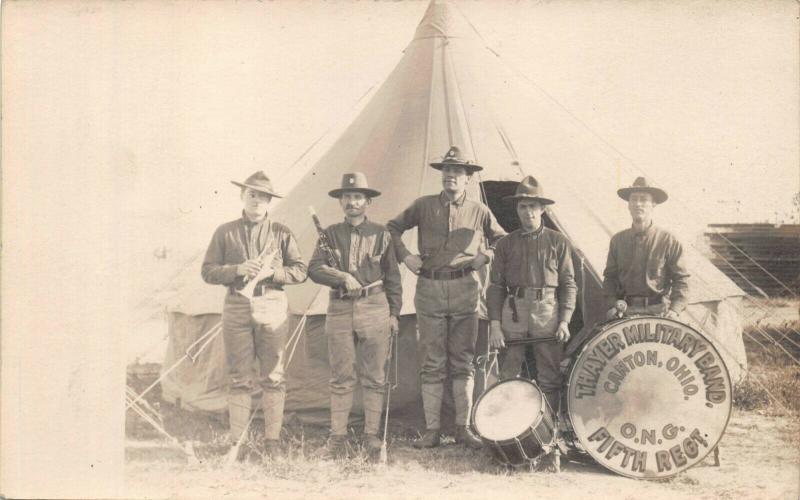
[328,187,381,199]
[429,162,483,173]
[231,181,283,198]
[617,187,667,204]
[503,195,555,205]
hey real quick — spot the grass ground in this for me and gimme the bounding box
[126,299,800,499]
[734,299,800,414]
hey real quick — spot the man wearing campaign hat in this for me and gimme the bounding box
[486,176,577,413]
[201,171,307,459]
[388,146,506,449]
[308,172,402,458]
[603,176,690,320]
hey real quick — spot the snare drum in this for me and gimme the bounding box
[471,378,556,466]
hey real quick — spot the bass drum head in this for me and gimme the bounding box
[473,379,543,442]
[568,316,732,479]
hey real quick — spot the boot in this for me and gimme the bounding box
[328,434,350,459]
[412,429,441,449]
[228,393,252,441]
[452,378,475,427]
[262,391,286,441]
[454,425,483,449]
[364,434,382,454]
[263,439,281,458]
[413,383,443,449]
[330,392,354,437]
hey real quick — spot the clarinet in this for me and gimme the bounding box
[308,206,342,270]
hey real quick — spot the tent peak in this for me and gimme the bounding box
[413,0,474,41]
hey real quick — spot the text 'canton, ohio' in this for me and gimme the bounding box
[573,322,727,404]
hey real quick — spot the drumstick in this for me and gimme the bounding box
[503,336,560,347]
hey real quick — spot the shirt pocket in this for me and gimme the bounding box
[367,254,383,276]
[542,250,560,287]
[647,259,666,288]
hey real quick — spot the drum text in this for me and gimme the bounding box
[603,350,658,394]
[573,322,728,404]
[588,426,710,475]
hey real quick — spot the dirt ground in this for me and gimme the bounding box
[125,410,799,500]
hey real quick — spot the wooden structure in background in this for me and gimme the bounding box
[705,223,800,297]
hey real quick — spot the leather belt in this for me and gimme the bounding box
[330,283,385,300]
[507,287,556,323]
[624,295,664,307]
[230,283,284,296]
[506,286,555,300]
[418,268,473,280]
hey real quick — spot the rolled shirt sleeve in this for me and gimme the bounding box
[387,200,420,264]
[482,209,507,261]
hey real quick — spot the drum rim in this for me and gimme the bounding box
[566,315,733,480]
[471,377,548,442]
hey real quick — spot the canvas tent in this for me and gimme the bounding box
[157,0,747,427]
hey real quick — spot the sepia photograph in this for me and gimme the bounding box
[1,0,798,498]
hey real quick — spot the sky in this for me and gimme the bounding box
[5,0,797,308]
[4,0,798,297]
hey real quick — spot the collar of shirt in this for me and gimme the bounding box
[520,224,545,239]
[344,216,369,233]
[632,221,656,239]
[240,210,269,228]
[439,190,467,207]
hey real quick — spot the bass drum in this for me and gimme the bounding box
[472,378,555,467]
[567,315,731,479]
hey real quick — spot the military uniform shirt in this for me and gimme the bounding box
[201,213,307,288]
[387,191,506,271]
[308,218,402,317]
[487,226,577,323]
[602,223,690,313]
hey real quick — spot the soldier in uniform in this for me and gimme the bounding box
[487,176,576,413]
[201,171,307,457]
[603,176,690,319]
[308,172,402,457]
[388,146,506,449]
